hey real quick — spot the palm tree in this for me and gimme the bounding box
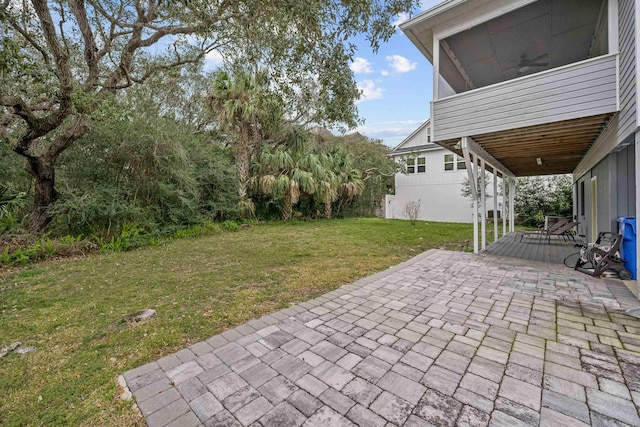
[252,128,321,220]
[207,69,283,217]
[314,151,340,219]
[323,147,365,218]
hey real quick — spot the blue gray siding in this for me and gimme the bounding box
[575,143,636,242]
[612,143,636,221]
[617,0,637,142]
[433,55,618,141]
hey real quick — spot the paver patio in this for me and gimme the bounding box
[123,249,640,426]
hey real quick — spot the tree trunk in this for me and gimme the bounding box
[324,193,332,219]
[235,147,252,217]
[25,157,57,232]
[282,189,293,221]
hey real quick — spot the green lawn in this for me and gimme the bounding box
[0,218,473,426]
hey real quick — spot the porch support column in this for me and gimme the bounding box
[502,173,507,236]
[493,169,499,242]
[462,137,479,254]
[509,178,516,232]
[481,158,486,250]
[473,153,479,253]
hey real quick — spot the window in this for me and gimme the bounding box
[417,157,426,173]
[405,157,426,174]
[457,157,466,170]
[407,158,415,174]
[444,154,454,171]
[444,154,466,171]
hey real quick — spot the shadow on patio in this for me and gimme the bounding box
[483,232,580,265]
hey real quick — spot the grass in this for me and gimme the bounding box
[0,218,473,426]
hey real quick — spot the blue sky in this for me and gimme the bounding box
[347,0,444,147]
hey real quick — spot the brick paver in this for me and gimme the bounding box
[123,249,640,426]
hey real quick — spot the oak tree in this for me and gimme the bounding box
[0,0,418,230]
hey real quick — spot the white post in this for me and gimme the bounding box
[509,178,516,232]
[433,37,440,101]
[493,169,498,241]
[473,153,479,254]
[502,173,507,236]
[481,158,486,250]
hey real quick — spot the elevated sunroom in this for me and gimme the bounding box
[401,0,619,178]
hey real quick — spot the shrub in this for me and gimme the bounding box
[220,220,240,232]
[403,200,421,225]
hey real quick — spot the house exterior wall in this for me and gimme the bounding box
[386,148,474,223]
[575,0,636,177]
[617,0,636,141]
[433,54,619,141]
[575,143,637,242]
[614,143,636,219]
[401,123,431,148]
[574,0,638,249]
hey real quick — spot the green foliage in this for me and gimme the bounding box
[513,175,573,226]
[2,0,419,231]
[0,184,29,232]
[96,224,146,253]
[220,220,240,232]
[319,132,397,217]
[0,236,57,267]
[50,100,237,235]
[0,211,19,233]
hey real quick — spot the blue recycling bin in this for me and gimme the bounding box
[618,217,637,280]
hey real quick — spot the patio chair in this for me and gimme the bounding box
[516,217,570,242]
[543,220,579,243]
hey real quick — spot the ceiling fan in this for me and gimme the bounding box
[514,53,549,74]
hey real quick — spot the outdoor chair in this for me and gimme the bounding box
[516,217,570,242]
[540,220,579,243]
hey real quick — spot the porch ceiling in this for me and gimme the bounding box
[443,0,605,89]
[437,114,613,176]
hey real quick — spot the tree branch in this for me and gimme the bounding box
[48,114,90,159]
[31,0,74,120]
[4,15,52,66]
[68,0,100,90]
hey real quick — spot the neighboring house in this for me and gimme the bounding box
[385,120,477,223]
[400,0,638,274]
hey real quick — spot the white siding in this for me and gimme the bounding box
[433,54,619,141]
[401,124,430,149]
[387,148,475,223]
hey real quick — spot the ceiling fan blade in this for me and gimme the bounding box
[528,62,549,67]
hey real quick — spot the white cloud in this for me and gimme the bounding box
[393,12,411,28]
[205,50,224,65]
[350,57,373,74]
[357,80,383,103]
[350,119,427,146]
[386,55,417,73]
[380,70,389,76]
